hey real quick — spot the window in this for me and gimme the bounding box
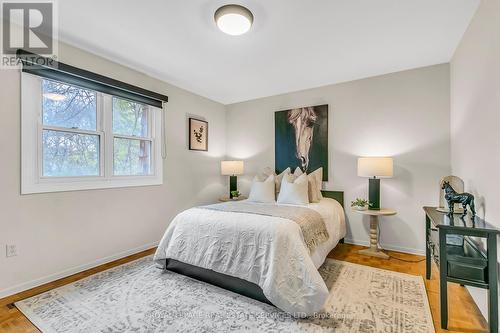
[41,80,100,177]
[112,97,152,176]
[22,74,163,194]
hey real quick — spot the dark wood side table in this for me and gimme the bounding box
[424,207,499,332]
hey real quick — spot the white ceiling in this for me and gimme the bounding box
[58,0,479,104]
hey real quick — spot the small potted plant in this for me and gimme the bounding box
[351,198,371,211]
[231,190,241,199]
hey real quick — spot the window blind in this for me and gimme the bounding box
[16,49,168,108]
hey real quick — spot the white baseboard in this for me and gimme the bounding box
[344,238,425,256]
[0,242,158,300]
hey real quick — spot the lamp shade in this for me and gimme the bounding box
[221,160,244,175]
[357,157,393,178]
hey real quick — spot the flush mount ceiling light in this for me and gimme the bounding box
[214,4,253,36]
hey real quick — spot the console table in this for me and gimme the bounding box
[424,207,499,332]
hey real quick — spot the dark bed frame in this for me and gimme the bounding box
[162,190,344,305]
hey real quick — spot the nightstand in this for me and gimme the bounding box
[219,196,247,202]
[352,208,397,259]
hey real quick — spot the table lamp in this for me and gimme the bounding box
[221,160,244,198]
[357,157,393,210]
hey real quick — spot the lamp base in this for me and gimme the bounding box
[229,176,237,198]
[369,178,380,210]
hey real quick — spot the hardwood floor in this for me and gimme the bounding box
[329,244,488,333]
[0,244,488,332]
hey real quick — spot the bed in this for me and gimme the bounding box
[153,191,345,316]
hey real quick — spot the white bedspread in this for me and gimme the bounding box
[153,198,345,315]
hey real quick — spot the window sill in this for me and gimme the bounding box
[21,176,163,194]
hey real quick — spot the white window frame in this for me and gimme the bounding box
[21,73,163,194]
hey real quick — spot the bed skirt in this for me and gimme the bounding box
[164,259,273,306]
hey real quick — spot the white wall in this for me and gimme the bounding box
[451,0,500,319]
[0,42,227,297]
[226,64,451,255]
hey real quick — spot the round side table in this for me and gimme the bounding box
[352,208,397,259]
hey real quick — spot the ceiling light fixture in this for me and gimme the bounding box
[43,93,67,101]
[214,4,253,36]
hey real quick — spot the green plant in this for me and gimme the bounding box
[351,198,371,207]
[231,190,240,198]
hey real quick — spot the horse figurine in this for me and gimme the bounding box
[442,181,476,218]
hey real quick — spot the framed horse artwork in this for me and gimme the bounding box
[274,104,328,180]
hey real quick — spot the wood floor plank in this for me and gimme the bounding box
[0,244,488,332]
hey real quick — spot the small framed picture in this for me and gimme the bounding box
[189,118,208,151]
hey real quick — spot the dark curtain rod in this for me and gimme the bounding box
[16,49,168,108]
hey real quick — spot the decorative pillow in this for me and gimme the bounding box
[261,167,275,178]
[307,167,323,203]
[277,173,309,205]
[293,167,303,177]
[282,167,304,183]
[258,167,291,194]
[275,167,291,193]
[248,174,276,203]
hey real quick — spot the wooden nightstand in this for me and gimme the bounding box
[352,208,397,259]
[219,196,247,202]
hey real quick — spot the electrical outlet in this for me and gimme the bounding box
[6,244,17,257]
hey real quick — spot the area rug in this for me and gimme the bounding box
[16,257,434,333]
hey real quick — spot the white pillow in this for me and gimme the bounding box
[282,167,303,183]
[257,167,291,193]
[261,167,275,178]
[293,167,303,178]
[307,167,323,203]
[248,174,276,203]
[275,167,291,193]
[277,173,309,205]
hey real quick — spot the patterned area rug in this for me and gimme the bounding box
[16,257,434,333]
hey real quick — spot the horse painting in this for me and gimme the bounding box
[442,181,476,217]
[274,105,328,180]
[287,107,317,171]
